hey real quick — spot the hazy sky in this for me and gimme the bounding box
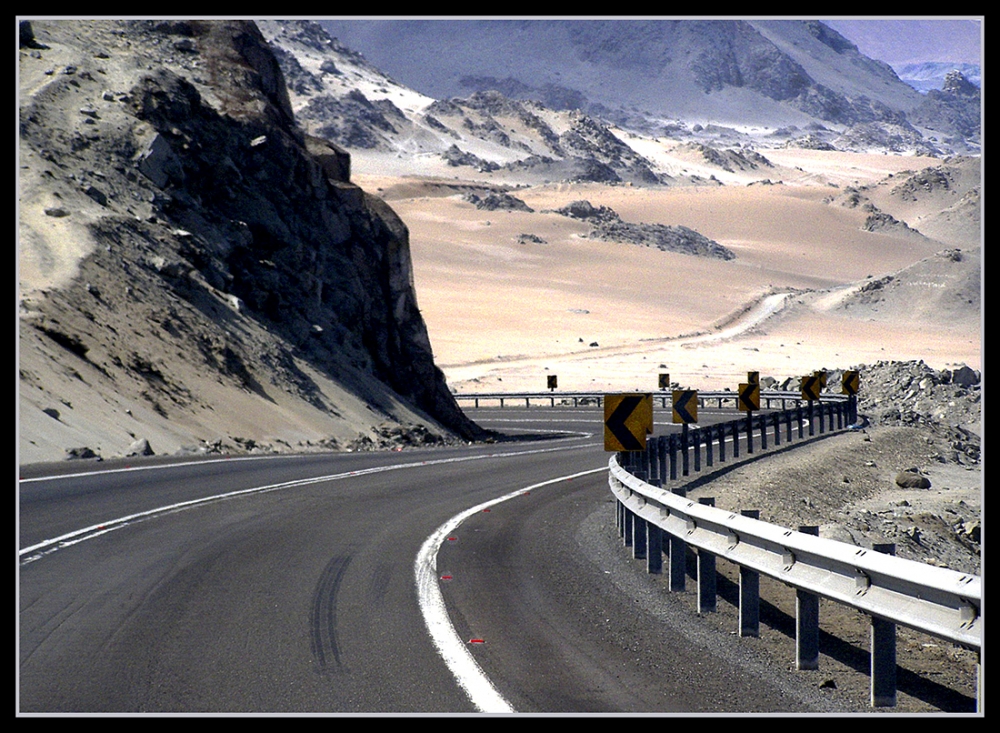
[821,18,982,66]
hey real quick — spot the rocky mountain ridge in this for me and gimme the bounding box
[19,19,484,465]
[315,18,980,156]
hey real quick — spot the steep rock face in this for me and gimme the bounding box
[19,19,482,460]
[908,70,981,149]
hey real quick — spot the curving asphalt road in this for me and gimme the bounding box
[18,405,849,714]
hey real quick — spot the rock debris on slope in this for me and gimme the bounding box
[19,19,486,465]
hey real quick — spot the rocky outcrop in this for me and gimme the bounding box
[908,70,981,151]
[19,19,484,460]
[463,192,533,212]
[441,144,499,172]
[552,200,735,260]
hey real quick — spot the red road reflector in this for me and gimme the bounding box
[468,638,485,645]
[440,574,453,581]
[447,536,458,542]
[482,508,491,512]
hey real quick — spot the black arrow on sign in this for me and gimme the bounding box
[673,390,698,424]
[801,376,821,401]
[606,395,645,451]
[739,383,759,411]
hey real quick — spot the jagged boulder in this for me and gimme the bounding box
[895,470,931,489]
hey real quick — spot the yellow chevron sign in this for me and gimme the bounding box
[842,370,860,396]
[672,390,698,424]
[604,393,653,451]
[801,375,822,401]
[738,382,760,411]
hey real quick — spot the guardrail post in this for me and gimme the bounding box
[738,510,761,637]
[870,543,898,708]
[731,421,740,458]
[705,426,714,467]
[669,488,687,591]
[798,405,805,438]
[657,436,667,485]
[759,413,768,450]
[692,427,701,473]
[795,525,821,670]
[623,506,634,548]
[669,434,677,481]
[646,479,663,574]
[681,424,690,476]
[649,437,659,484]
[746,414,754,454]
[717,423,725,462]
[633,512,647,560]
[697,498,717,613]
[772,412,781,446]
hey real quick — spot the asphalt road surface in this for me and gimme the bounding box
[19,405,853,714]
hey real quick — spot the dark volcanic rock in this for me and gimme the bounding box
[463,192,533,212]
[552,200,735,260]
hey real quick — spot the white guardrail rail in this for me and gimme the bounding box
[609,456,982,709]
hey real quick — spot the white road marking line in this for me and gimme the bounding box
[19,442,602,560]
[415,466,608,714]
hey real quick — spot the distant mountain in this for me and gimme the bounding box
[894,62,981,94]
[313,19,978,155]
[257,20,675,185]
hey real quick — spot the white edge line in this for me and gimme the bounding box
[415,466,608,714]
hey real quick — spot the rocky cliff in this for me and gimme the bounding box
[18,19,483,464]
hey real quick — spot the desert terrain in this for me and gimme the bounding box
[18,19,981,712]
[350,145,979,397]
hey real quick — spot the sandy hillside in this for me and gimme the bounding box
[352,147,980,396]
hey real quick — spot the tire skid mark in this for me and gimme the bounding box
[310,555,351,674]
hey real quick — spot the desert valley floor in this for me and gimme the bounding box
[351,146,980,398]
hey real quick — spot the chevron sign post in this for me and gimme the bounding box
[801,374,822,436]
[842,370,860,423]
[604,393,653,451]
[738,381,760,453]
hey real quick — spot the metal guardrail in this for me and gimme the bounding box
[457,387,980,707]
[608,443,982,710]
[454,389,839,409]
